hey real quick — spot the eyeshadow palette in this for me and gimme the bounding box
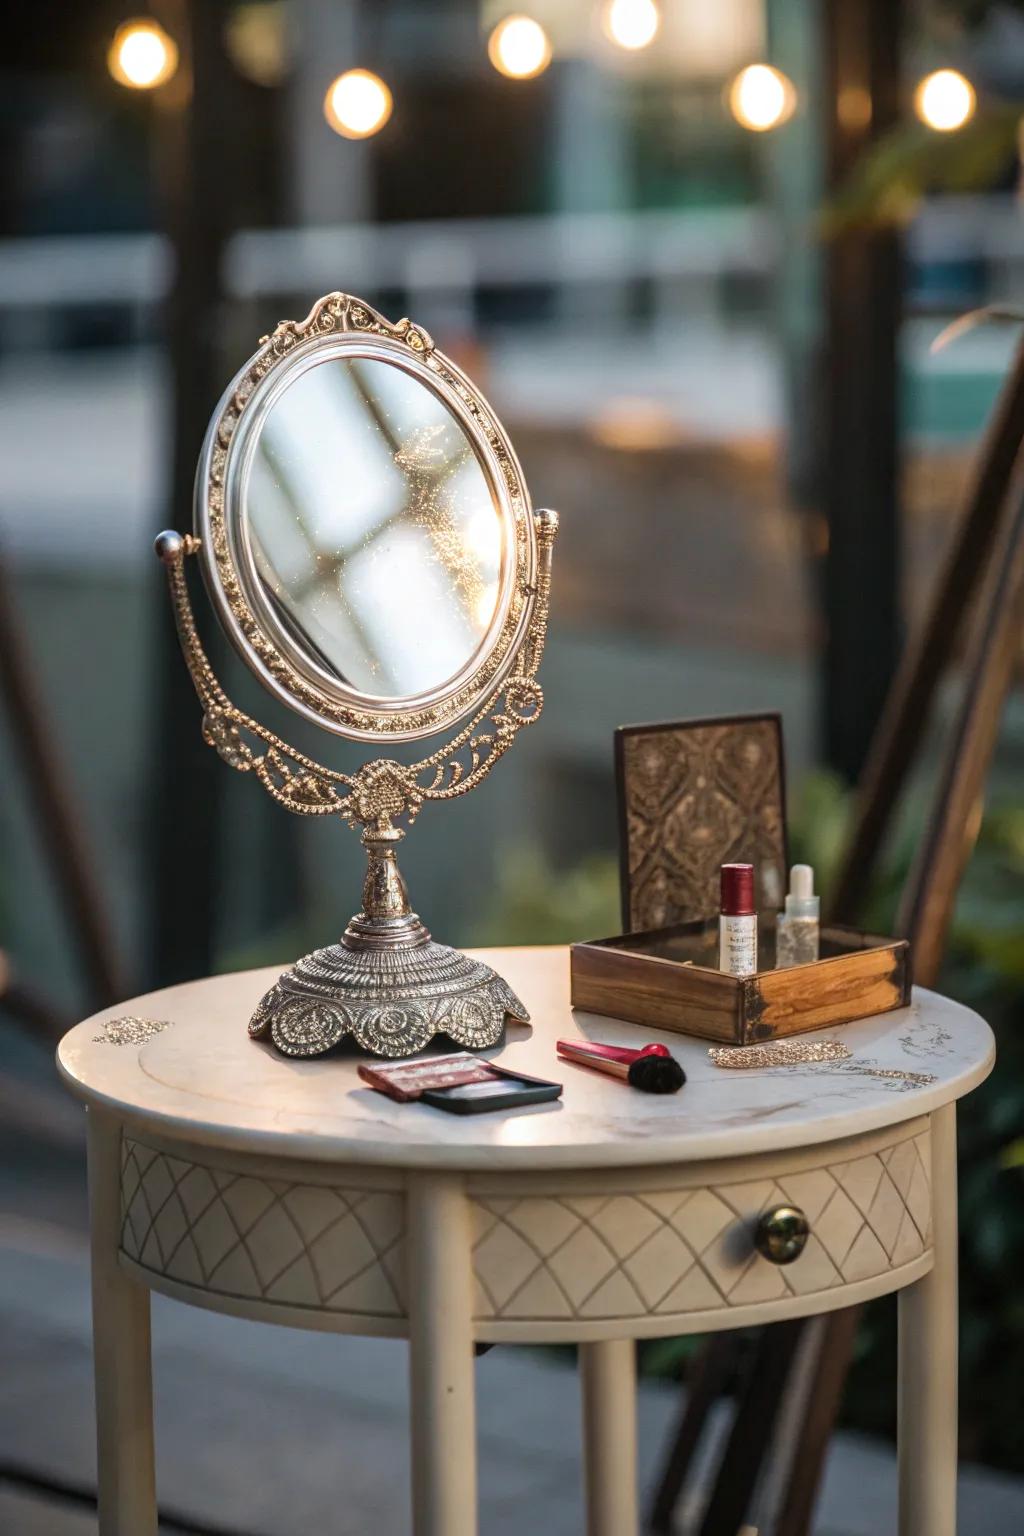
[358,1051,563,1115]
[357,1052,495,1102]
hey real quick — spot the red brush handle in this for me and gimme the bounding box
[556,1040,670,1066]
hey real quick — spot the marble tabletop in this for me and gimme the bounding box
[56,946,995,1171]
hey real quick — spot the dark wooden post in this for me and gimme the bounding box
[821,0,904,782]
[0,555,125,1009]
[148,0,236,985]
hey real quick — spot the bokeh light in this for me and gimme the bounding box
[324,69,393,140]
[225,2,289,89]
[728,64,796,133]
[487,16,552,80]
[914,69,976,132]
[602,0,660,53]
[107,19,179,91]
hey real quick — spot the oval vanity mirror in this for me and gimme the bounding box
[157,292,558,1059]
[243,354,507,711]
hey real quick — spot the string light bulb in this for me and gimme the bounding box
[107,19,178,90]
[914,69,976,132]
[728,64,796,132]
[602,0,660,52]
[488,15,552,80]
[324,69,393,139]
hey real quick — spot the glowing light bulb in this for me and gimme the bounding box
[914,69,975,132]
[324,69,393,139]
[107,19,178,90]
[488,16,552,80]
[602,0,660,52]
[728,64,796,133]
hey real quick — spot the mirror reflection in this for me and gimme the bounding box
[245,356,505,700]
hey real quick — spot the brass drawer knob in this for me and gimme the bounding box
[755,1205,810,1265]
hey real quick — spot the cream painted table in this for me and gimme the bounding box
[57,945,994,1536]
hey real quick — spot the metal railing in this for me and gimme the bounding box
[0,207,774,323]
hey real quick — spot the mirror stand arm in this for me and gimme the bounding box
[520,505,558,680]
[154,530,356,819]
[154,531,228,716]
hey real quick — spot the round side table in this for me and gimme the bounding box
[57,945,994,1536]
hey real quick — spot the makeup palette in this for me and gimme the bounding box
[358,1052,562,1114]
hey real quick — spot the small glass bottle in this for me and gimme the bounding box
[776,864,820,968]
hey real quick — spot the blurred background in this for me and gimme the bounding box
[1,1,1023,1532]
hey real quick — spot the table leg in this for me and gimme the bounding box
[86,1108,157,1536]
[407,1173,477,1536]
[898,1102,958,1536]
[580,1338,638,1536]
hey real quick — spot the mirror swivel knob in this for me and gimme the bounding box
[154,529,185,564]
[755,1205,810,1265]
[155,530,201,564]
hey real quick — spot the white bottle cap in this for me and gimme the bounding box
[784,863,819,919]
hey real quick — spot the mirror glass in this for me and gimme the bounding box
[244,356,505,701]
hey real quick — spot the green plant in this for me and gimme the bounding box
[467,844,621,948]
[824,106,1021,234]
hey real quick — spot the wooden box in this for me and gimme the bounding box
[576,714,912,1043]
[570,920,911,1044]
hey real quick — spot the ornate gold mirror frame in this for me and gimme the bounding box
[156,292,558,1059]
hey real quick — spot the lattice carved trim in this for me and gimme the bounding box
[117,1123,933,1332]
[119,1138,406,1318]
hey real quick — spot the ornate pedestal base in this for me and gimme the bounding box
[249,938,529,1059]
[248,824,529,1060]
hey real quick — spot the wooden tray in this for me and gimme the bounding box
[570,919,911,1045]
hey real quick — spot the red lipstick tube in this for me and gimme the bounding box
[719,861,757,977]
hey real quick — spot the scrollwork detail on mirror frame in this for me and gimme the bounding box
[158,502,556,836]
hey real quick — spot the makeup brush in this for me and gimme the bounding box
[556,1039,686,1094]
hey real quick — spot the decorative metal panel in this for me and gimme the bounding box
[616,715,787,931]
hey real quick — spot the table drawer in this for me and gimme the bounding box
[467,1118,933,1340]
